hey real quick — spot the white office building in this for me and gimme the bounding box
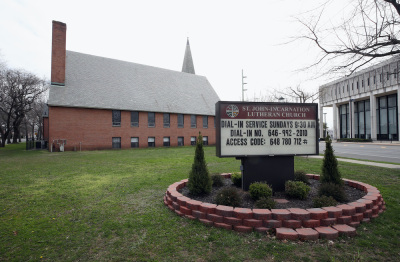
[319,56,399,141]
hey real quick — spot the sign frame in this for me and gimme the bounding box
[216,101,319,158]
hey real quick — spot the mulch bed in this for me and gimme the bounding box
[180,178,367,209]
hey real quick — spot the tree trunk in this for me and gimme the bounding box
[12,125,19,143]
[7,132,11,144]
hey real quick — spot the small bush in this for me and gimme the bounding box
[321,135,343,186]
[318,182,347,202]
[249,182,273,201]
[211,174,224,187]
[313,195,337,208]
[231,173,242,188]
[255,197,276,209]
[188,133,212,195]
[285,180,310,200]
[215,187,242,207]
[294,170,310,185]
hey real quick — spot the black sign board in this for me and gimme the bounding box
[216,101,319,157]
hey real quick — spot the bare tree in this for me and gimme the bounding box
[0,67,47,147]
[298,0,400,76]
[271,85,320,103]
[23,99,46,141]
[246,91,276,102]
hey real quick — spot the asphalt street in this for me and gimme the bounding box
[318,141,400,164]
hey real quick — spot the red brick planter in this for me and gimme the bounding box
[164,174,386,241]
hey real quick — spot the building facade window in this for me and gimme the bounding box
[339,104,350,138]
[354,100,371,139]
[203,116,208,128]
[191,136,196,145]
[163,113,170,128]
[148,112,155,127]
[376,94,398,140]
[203,136,208,146]
[131,137,139,148]
[112,137,121,148]
[178,114,184,128]
[191,115,196,128]
[178,137,184,146]
[112,110,121,126]
[163,137,170,147]
[148,137,155,147]
[131,111,139,127]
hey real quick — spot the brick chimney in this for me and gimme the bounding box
[51,21,66,86]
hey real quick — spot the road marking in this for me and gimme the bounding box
[381,146,386,148]
[360,146,364,147]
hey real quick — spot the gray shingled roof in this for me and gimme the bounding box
[48,51,220,115]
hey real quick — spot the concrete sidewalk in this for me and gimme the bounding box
[304,155,400,169]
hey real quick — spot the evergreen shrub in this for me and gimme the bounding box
[215,187,242,207]
[188,133,212,195]
[313,195,338,208]
[285,180,310,200]
[255,197,276,209]
[211,173,224,187]
[231,172,242,187]
[249,182,273,201]
[321,135,343,186]
[318,182,347,202]
[294,170,310,185]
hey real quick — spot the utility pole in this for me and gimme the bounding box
[323,112,327,138]
[242,69,247,101]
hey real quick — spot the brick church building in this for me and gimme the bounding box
[44,21,220,151]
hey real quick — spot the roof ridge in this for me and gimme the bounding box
[66,50,206,78]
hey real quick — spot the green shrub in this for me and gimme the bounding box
[255,197,276,209]
[188,133,212,195]
[294,170,310,185]
[249,182,273,201]
[285,180,310,200]
[231,172,242,188]
[321,135,343,186]
[215,187,242,207]
[313,195,338,208]
[318,182,347,202]
[211,173,224,187]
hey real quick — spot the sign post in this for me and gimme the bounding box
[216,101,319,191]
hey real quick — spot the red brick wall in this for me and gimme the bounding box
[51,21,66,85]
[48,106,216,151]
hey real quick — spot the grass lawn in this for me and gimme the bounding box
[0,143,399,261]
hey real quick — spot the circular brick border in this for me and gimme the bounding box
[164,174,386,241]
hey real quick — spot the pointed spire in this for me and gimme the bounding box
[182,38,195,74]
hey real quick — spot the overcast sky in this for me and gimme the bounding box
[0,0,354,127]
